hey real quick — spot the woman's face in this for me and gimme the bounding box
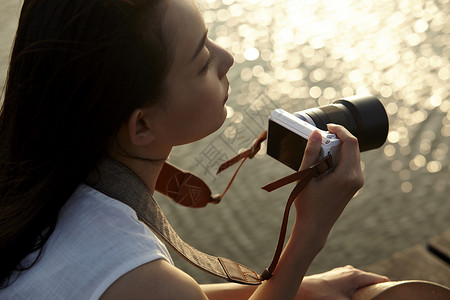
[148,0,234,147]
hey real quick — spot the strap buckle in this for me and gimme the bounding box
[311,154,333,177]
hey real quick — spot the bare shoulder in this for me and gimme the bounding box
[100,259,208,300]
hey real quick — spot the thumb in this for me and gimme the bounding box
[299,130,322,171]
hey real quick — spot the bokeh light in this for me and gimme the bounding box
[197,0,449,195]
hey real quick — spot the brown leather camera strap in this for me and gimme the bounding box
[155,130,268,207]
[86,132,333,284]
[86,156,262,284]
[260,154,333,279]
[155,162,222,208]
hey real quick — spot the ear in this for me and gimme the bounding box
[126,108,156,146]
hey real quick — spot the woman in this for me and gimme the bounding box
[0,0,388,298]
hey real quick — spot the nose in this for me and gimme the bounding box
[217,45,234,78]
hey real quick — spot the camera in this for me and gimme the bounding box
[268,109,342,168]
[267,94,389,170]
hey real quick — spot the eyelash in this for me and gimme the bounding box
[200,52,216,74]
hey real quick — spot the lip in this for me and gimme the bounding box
[223,82,229,104]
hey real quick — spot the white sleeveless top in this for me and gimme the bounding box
[0,184,173,300]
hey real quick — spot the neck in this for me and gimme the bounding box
[109,152,167,195]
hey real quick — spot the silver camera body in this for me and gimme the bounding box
[267,108,341,170]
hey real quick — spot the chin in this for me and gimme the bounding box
[199,115,228,142]
[216,106,228,129]
[176,108,228,145]
[176,122,226,146]
[204,114,227,139]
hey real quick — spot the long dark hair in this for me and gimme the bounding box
[0,0,171,286]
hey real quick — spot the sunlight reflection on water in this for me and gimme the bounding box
[193,0,450,194]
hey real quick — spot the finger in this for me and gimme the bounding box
[353,270,390,290]
[327,124,356,143]
[327,124,360,170]
[299,130,322,171]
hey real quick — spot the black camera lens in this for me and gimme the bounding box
[294,95,389,152]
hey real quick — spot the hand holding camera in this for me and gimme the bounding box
[293,123,365,238]
[265,94,389,242]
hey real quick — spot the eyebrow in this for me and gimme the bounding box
[191,30,208,62]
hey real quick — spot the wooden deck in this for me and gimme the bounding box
[363,229,450,288]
